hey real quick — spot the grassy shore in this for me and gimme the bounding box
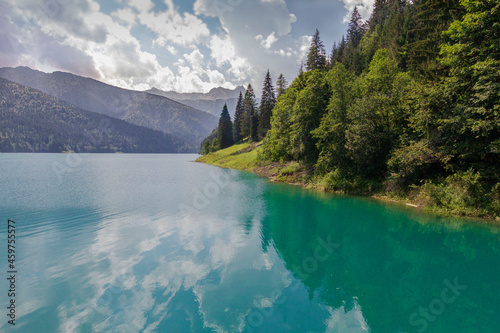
[197,142,499,222]
[196,142,309,185]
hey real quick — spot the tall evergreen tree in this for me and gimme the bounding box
[258,70,276,139]
[251,108,259,142]
[306,29,327,71]
[233,91,244,142]
[332,36,347,64]
[347,7,366,47]
[406,0,463,78]
[241,84,257,139]
[344,8,367,73]
[217,104,234,149]
[276,74,287,98]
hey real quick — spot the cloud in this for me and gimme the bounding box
[1,0,362,94]
[0,0,241,93]
[209,34,253,81]
[256,32,278,49]
[340,0,375,22]
[111,8,137,28]
[194,0,310,92]
[133,0,210,47]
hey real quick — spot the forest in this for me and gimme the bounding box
[201,0,499,217]
[0,78,187,153]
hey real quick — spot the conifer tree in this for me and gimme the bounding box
[306,29,327,71]
[241,84,256,139]
[233,91,244,142]
[407,0,462,78]
[251,109,259,142]
[276,74,287,98]
[258,70,276,138]
[347,7,366,47]
[217,104,233,149]
[334,36,347,63]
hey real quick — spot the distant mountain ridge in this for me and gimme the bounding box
[146,86,246,118]
[149,86,245,101]
[0,66,217,150]
[0,77,186,153]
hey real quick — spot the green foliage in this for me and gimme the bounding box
[199,129,221,155]
[406,0,463,78]
[344,49,410,180]
[313,64,353,174]
[288,70,331,164]
[306,29,327,71]
[347,6,366,48]
[416,170,498,216]
[262,72,309,161]
[233,92,244,143]
[276,74,287,98]
[436,0,500,178]
[258,70,276,139]
[254,0,498,216]
[241,84,257,140]
[218,104,234,149]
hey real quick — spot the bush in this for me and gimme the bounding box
[414,170,497,217]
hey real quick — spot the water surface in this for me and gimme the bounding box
[0,154,499,332]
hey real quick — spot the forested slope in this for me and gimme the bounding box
[0,67,218,149]
[261,0,499,216]
[0,78,187,153]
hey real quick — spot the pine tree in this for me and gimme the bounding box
[306,29,327,71]
[241,84,256,139]
[251,109,259,142]
[330,42,338,67]
[406,0,463,78]
[258,70,276,139]
[233,91,244,142]
[217,104,234,149]
[336,36,347,63]
[276,74,287,98]
[347,7,366,47]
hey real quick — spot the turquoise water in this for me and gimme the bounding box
[0,154,499,332]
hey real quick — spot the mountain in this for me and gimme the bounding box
[0,77,188,153]
[0,66,217,149]
[146,86,246,118]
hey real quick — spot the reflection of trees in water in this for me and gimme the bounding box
[260,185,500,332]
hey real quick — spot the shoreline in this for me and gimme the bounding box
[196,142,500,224]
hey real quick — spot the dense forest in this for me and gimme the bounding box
[202,0,499,217]
[0,78,187,153]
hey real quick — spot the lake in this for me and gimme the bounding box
[0,154,499,332]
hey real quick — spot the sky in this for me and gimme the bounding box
[0,0,374,94]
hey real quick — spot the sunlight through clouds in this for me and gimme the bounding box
[0,0,359,93]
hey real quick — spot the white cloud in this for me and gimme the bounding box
[112,8,137,28]
[340,0,375,22]
[256,31,278,49]
[184,49,204,68]
[132,0,210,47]
[194,0,311,93]
[209,33,253,82]
[1,0,359,94]
[129,0,154,13]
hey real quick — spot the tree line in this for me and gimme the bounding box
[201,0,499,216]
[200,70,287,154]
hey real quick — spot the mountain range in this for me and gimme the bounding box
[0,77,186,153]
[0,66,218,151]
[146,86,245,118]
